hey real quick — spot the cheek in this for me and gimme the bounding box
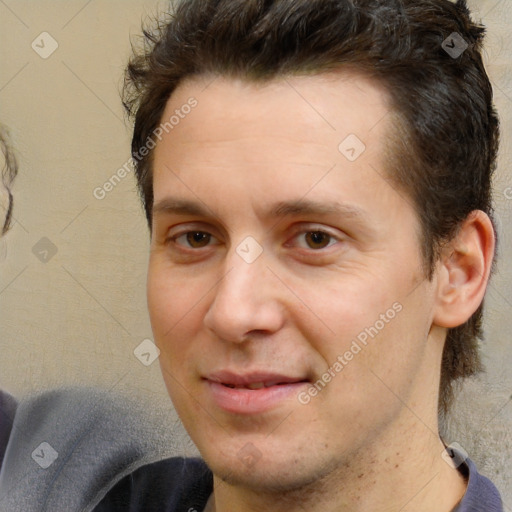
[147,268,206,416]
[147,265,205,364]
[316,281,430,409]
[148,261,202,328]
[294,271,427,393]
[293,276,393,357]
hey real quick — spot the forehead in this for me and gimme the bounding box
[150,72,421,249]
[150,72,404,228]
[154,71,392,168]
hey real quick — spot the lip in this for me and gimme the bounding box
[204,370,309,414]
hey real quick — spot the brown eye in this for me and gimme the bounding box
[304,231,332,249]
[185,231,212,248]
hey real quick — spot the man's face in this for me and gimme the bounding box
[148,73,439,490]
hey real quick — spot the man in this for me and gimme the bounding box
[95,0,504,510]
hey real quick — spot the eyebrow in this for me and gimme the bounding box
[152,198,213,218]
[270,199,368,221]
[152,197,369,224]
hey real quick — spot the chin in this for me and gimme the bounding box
[202,443,340,495]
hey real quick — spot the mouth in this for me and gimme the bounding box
[220,380,306,390]
[203,370,310,414]
[205,370,309,389]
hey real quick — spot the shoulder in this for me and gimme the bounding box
[0,387,174,512]
[93,456,213,512]
[458,458,503,512]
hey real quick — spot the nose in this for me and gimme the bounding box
[203,249,285,343]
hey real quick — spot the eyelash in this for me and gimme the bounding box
[168,228,340,252]
[290,230,338,250]
[171,231,219,249]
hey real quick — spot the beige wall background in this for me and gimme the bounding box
[0,0,511,503]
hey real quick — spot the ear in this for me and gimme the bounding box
[432,210,495,328]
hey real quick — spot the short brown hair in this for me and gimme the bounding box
[123,0,500,416]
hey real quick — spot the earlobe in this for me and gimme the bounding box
[433,210,495,329]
